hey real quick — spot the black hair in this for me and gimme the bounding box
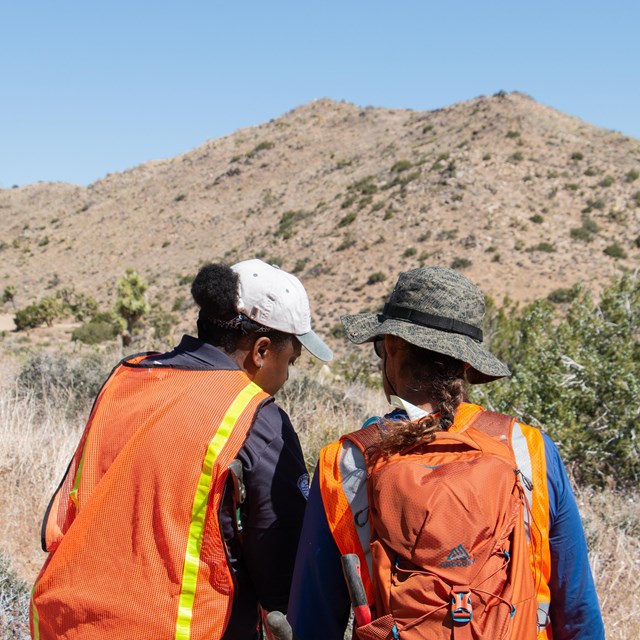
[191,263,292,353]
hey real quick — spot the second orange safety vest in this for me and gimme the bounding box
[318,403,553,639]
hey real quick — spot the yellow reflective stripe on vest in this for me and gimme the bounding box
[31,583,41,640]
[174,381,263,640]
[69,437,89,508]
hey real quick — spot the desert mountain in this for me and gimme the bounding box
[1,92,639,343]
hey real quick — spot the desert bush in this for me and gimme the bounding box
[598,176,614,188]
[15,351,112,417]
[366,271,386,285]
[529,214,544,224]
[583,198,605,213]
[547,287,579,304]
[528,242,555,253]
[337,212,357,228]
[390,160,412,173]
[2,286,16,307]
[403,247,417,258]
[451,257,472,269]
[277,371,381,471]
[14,297,62,331]
[276,210,312,239]
[603,243,627,259]
[624,169,639,183]
[570,151,584,161]
[0,553,30,639]
[246,141,274,158]
[72,313,121,345]
[474,274,640,489]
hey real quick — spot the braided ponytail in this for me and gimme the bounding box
[369,345,467,462]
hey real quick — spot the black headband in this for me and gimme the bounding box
[382,303,483,342]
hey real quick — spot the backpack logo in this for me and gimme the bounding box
[439,544,476,568]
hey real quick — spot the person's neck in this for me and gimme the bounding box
[395,388,435,414]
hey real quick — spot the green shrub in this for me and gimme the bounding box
[14,296,62,330]
[0,553,30,638]
[547,287,579,304]
[338,212,357,228]
[528,242,555,253]
[506,130,520,139]
[391,160,412,173]
[341,194,357,209]
[599,176,614,188]
[72,315,121,344]
[635,234,640,249]
[624,169,639,183]
[451,257,472,270]
[276,210,312,239]
[367,272,386,285]
[15,351,111,416]
[336,236,356,251]
[174,194,186,202]
[603,243,627,259]
[349,176,378,196]
[247,141,275,158]
[633,191,640,207]
[403,247,417,258]
[570,227,594,242]
[508,151,524,163]
[422,124,434,134]
[582,198,605,213]
[529,214,544,224]
[570,151,584,161]
[473,274,640,488]
[147,303,177,340]
[292,258,308,273]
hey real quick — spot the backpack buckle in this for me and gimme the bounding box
[450,587,473,623]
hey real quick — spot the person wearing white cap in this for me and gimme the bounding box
[30,259,331,640]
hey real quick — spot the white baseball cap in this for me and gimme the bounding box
[230,259,333,361]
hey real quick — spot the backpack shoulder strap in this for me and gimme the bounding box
[468,409,515,441]
[342,423,380,456]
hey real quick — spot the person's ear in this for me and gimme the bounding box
[251,336,272,370]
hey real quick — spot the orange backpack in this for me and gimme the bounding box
[343,413,537,640]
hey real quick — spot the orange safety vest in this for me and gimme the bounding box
[318,403,553,640]
[31,353,269,640]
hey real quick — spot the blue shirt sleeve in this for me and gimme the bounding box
[543,433,605,640]
[288,469,352,640]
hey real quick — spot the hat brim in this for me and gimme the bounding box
[297,330,333,362]
[341,312,510,384]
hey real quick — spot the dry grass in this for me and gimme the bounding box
[1,364,638,639]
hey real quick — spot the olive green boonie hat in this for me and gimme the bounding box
[341,266,510,384]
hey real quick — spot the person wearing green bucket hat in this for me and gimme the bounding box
[288,266,604,640]
[341,265,510,384]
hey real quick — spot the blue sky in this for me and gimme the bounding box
[1,0,638,187]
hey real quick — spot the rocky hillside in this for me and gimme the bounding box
[1,92,639,345]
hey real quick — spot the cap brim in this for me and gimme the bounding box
[297,330,333,362]
[341,311,509,384]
